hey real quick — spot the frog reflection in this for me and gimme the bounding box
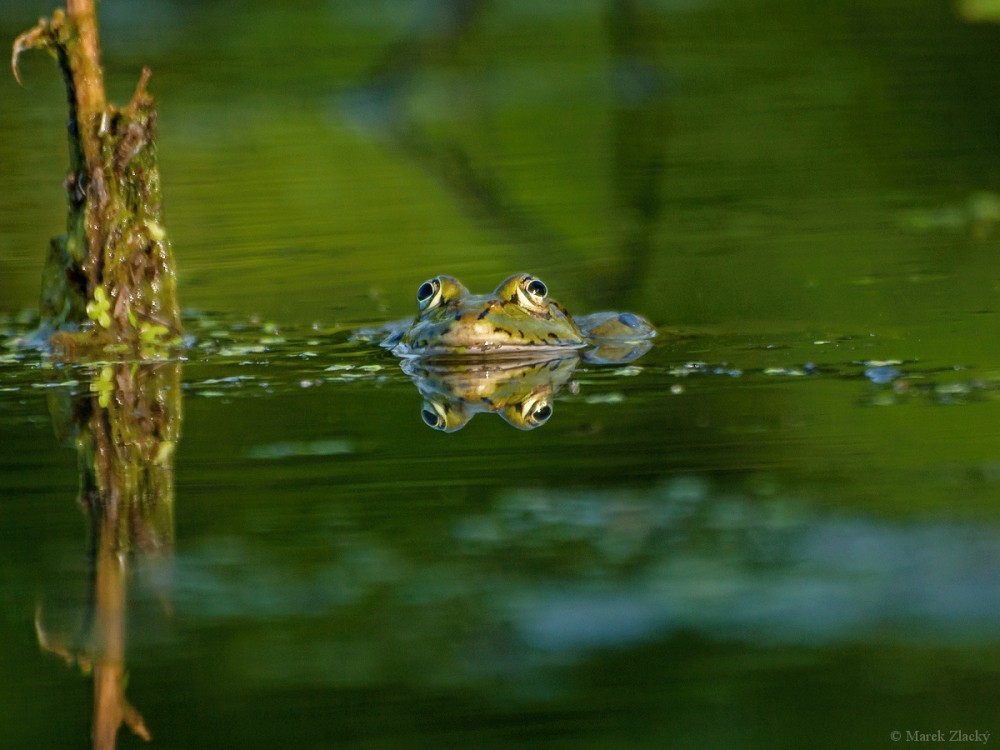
[403,356,578,432]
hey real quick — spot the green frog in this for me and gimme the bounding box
[381,273,655,362]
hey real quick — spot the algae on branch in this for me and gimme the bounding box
[40,360,180,747]
[12,6,181,355]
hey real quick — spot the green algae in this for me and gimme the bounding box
[13,8,181,357]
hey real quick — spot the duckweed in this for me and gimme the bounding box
[85,288,112,329]
[89,366,115,408]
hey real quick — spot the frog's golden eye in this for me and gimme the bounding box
[526,278,547,299]
[416,277,443,311]
[417,275,468,312]
[516,275,550,311]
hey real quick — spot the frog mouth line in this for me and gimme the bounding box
[393,341,588,361]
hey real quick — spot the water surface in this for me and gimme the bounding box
[1,1,1000,747]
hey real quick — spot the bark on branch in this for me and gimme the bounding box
[13,2,182,356]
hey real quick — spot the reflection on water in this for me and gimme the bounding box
[402,356,577,431]
[168,476,1000,691]
[35,361,181,748]
[339,0,668,300]
[2,311,1000,747]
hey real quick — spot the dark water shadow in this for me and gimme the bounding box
[338,0,670,300]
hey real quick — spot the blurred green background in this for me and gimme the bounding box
[2,0,999,342]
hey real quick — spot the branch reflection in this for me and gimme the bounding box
[37,361,181,749]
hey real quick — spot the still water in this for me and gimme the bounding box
[2,1,1000,747]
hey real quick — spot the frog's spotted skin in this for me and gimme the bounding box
[382,273,655,359]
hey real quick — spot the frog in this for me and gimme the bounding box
[380,273,656,362]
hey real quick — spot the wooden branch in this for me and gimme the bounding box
[12,4,182,354]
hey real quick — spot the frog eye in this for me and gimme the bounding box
[526,278,547,298]
[417,275,469,312]
[416,278,443,311]
[516,275,550,311]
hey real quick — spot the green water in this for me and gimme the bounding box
[2,1,1000,747]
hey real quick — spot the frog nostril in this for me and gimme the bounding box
[618,312,641,329]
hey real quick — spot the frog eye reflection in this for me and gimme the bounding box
[520,396,553,428]
[421,406,447,430]
[417,278,442,311]
[529,401,553,425]
[516,275,549,310]
[421,400,466,431]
